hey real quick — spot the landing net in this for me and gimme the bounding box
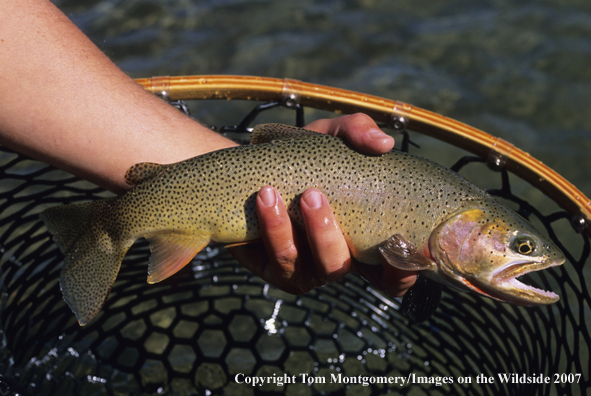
[0,77,589,396]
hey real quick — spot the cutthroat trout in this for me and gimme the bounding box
[40,124,565,325]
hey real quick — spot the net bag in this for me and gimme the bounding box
[0,76,589,396]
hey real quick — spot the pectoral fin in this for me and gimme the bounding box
[379,234,436,271]
[380,235,442,324]
[400,275,443,324]
[145,233,210,283]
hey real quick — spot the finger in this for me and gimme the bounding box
[305,113,394,155]
[255,186,298,275]
[228,187,285,280]
[381,263,417,297]
[354,260,417,297]
[300,189,351,283]
[227,240,271,278]
[254,186,318,294]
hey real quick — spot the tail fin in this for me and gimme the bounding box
[40,199,134,326]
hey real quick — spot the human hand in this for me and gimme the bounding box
[230,113,417,297]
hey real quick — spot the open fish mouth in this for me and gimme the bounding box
[487,258,565,305]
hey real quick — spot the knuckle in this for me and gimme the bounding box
[272,243,298,269]
[315,256,351,284]
[347,112,373,124]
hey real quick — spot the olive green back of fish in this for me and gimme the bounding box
[41,123,489,325]
[118,124,488,262]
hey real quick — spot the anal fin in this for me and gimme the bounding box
[145,232,209,283]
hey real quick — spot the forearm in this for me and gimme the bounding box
[0,0,236,193]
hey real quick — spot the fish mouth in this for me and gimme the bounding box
[475,258,564,305]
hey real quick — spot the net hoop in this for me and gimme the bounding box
[0,74,588,396]
[136,75,591,235]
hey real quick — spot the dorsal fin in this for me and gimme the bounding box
[250,123,324,145]
[125,162,162,185]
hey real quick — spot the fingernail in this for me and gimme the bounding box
[302,190,323,209]
[259,186,276,207]
[369,128,394,150]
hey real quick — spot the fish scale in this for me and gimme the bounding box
[118,131,474,261]
[40,123,564,325]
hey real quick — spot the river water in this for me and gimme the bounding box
[2,1,590,395]
[56,0,591,200]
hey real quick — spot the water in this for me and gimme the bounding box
[55,0,591,202]
[2,1,590,395]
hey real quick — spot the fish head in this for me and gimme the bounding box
[428,206,565,305]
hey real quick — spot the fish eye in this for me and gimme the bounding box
[513,237,536,255]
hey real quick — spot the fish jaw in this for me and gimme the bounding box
[483,255,564,305]
[457,255,564,305]
[429,207,565,306]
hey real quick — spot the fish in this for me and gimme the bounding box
[40,123,565,325]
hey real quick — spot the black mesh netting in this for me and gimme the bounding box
[0,102,589,396]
